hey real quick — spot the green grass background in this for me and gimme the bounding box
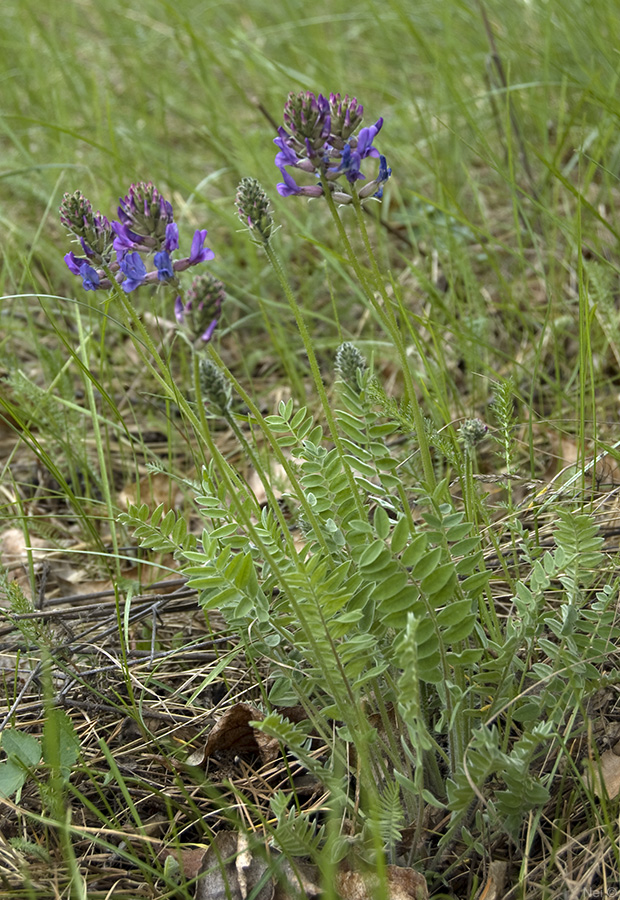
[4,0,620,427]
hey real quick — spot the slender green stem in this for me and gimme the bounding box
[74,309,120,572]
[102,277,210,470]
[256,294,306,403]
[321,186,437,489]
[351,193,437,489]
[205,345,333,557]
[210,400,301,563]
[264,242,368,522]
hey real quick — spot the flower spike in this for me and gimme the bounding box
[273,91,390,205]
[61,182,215,297]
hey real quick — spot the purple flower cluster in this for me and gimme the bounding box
[274,92,391,204]
[60,183,214,294]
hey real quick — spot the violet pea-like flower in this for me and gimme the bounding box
[174,295,185,323]
[276,168,324,198]
[200,315,218,343]
[335,144,364,184]
[358,154,392,200]
[356,118,383,159]
[65,251,89,276]
[111,220,143,255]
[188,229,215,265]
[274,133,300,169]
[64,252,101,291]
[276,168,301,197]
[164,222,179,253]
[79,262,101,291]
[119,251,147,293]
[154,250,174,281]
[79,237,96,258]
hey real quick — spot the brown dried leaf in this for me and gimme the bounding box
[0,527,49,596]
[158,845,208,880]
[196,832,241,900]
[247,463,290,507]
[586,749,620,799]
[194,703,280,765]
[162,835,320,900]
[273,858,321,899]
[473,860,508,900]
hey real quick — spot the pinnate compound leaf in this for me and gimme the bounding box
[373,574,413,604]
[452,536,482,557]
[445,522,472,542]
[436,598,473,628]
[373,506,390,540]
[442,614,477,643]
[346,456,377,478]
[358,540,390,570]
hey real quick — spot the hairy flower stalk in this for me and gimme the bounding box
[235,174,369,523]
[459,418,488,531]
[175,273,225,344]
[274,91,391,205]
[60,184,214,296]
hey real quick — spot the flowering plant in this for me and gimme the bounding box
[60,182,213,295]
[274,91,391,204]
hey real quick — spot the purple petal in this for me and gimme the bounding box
[164,222,179,252]
[79,237,96,258]
[64,251,88,275]
[189,229,215,264]
[111,220,142,252]
[174,295,184,323]
[274,134,300,168]
[357,118,383,159]
[276,168,302,197]
[154,250,174,281]
[119,251,147,293]
[335,144,365,183]
[78,262,101,291]
[378,154,391,183]
[357,155,392,200]
[200,318,218,342]
[317,94,330,114]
